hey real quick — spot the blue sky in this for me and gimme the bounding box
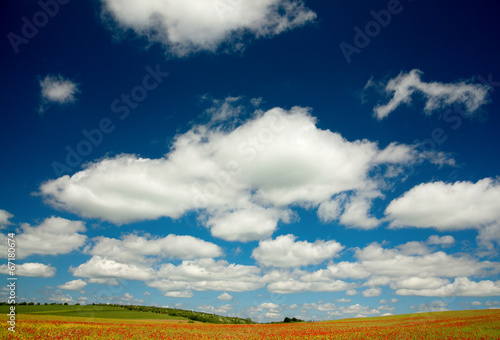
[1,0,500,322]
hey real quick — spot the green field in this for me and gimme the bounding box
[1,303,255,324]
[0,304,187,321]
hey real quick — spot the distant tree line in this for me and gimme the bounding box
[266,317,306,324]
[96,303,256,324]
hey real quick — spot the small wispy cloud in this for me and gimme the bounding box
[0,209,13,226]
[217,292,234,301]
[204,95,244,123]
[369,69,490,119]
[39,74,79,113]
[57,279,87,292]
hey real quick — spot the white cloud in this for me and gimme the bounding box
[251,97,264,107]
[390,277,451,290]
[338,192,382,229]
[397,241,429,256]
[207,206,290,242]
[217,292,233,301]
[362,287,381,297]
[0,262,56,277]
[373,142,416,164]
[416,300,448,312]
[151,258,264,293]
[301,261,370,280]
[301,241,497,287]
[120,292,144,304]
[39,74,79,113]
[89,291,143,305]
[396,277,500,297]
[88,278,119,286]
[266,278,353,294]
[371,69,490,119]
[0,217,87,259]
[198,304,232,314]
[251,234,344,268]
[87,234,222,263]
[205,96,244,123]
[49,290,75,304]
[0,210,13,225]
[471,301,482,306]
[78,297,89,303]
[164,291,194,298]
[248,302,282,320]
[274,241,500,298]
[301,302,333,312]
[325,303,381,317]
[387,178,500,230]
[355,243,495,279]
[100,0,316,57]
[476,223,500,251]
[420,151,456,167]
[317,199,342,223]
[71,256,156,281]
[386,178,500,248]
[40,104,435,242]
[57,279,87,292]
[123,293,134,300]
[259,302,280,311]
[263,312,283,319]
[427,235,455,246]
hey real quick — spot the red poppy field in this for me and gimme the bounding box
[1,309,499,339]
